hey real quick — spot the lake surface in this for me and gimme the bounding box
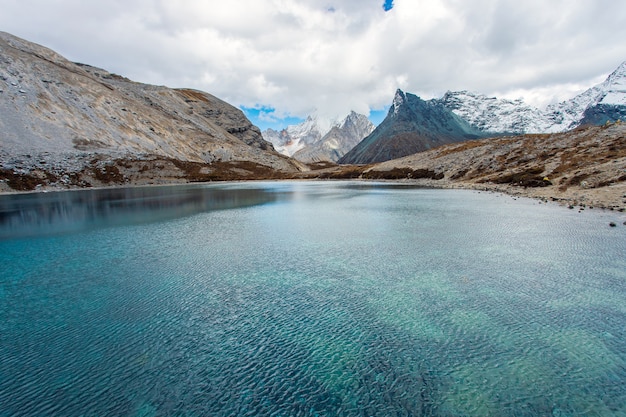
[1,181,625,416]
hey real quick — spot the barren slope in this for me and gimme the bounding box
[303,123,626,210]
[374,122,626,209]
[0,32,300,191]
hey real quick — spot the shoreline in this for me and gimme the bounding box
[2,176,625,215]
[404,177,626,211]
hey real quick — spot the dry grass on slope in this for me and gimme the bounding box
[368,122,626,209]
[0,156,296,192]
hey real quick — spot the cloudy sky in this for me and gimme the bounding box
[2,0,626,130]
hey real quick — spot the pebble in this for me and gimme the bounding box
[609,222,616,227]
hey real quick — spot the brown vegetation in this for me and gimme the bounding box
[362,168,444,180]
[2,122,624,211]
[368,121,626,209]
[176,89,210,103]
[0,169,58,191]
[0,156,294,192]
[170,159,292,181]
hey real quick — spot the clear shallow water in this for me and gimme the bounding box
[1,181,625,416]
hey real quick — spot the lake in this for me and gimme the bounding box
[1,181,625,416]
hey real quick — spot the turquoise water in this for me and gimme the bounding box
[1,181,625,416]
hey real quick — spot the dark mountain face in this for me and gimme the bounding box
[579,104,626,126]
[339,90,486,164]
[343,62,626,164]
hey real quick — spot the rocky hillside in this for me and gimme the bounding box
[0,32,301,191]
[339,90,486,164]
[311,122,626,210]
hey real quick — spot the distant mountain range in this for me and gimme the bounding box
[341,61,626,164]
[262,112,374,162]
[441,61,626,134]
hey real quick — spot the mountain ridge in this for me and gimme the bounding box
[296,122,626,211]
[440,61,626,134]
[338,90,487,164]
[263,111,374,162]
[339,62,626,164]
[0,31,301,190]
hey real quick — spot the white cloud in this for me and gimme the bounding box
[1,0,625,127]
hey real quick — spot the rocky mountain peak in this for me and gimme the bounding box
[439,90,552,134]
[598,60,626,106]
[339,91,485,164]
[607,60,626,80]
[264,111,374,162]
[543,61,626,130]
[434,61,626,134]
[392,89,406,114]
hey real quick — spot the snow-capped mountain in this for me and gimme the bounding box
[438,91,554,133]
[340,62,626,165]
[262,115,334,157]
[438,61,626,134]
[545,61,626,130]
[262,112,373,162]
[292,111,375,162]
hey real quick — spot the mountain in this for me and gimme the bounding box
[438,91,554,134]
[339,62,626,165]
[262,115,331,157]
[291,111,374,162]
[439,61,626,134]
[338,90,486,164]
[262,112,373,162]
[0,32,300,191]
[546,61,626,130]
[368,121,626,209]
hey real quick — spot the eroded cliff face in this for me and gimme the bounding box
[0,31,300,191]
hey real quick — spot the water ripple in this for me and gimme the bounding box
[1,183,625,416]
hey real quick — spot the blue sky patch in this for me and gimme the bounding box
[242,106,388,132]
[241,106,305,132]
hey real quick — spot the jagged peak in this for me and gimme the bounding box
[337,110,372,130]
[392,89,407,114]
[605,60,626,84]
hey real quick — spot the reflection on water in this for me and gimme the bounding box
[0,184,281,239]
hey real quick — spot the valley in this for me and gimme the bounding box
[1,31,625,211]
